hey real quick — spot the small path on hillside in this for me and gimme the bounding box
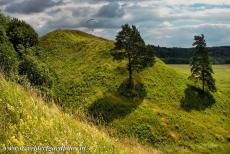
[161,117,179,141]
[143,100,179,142]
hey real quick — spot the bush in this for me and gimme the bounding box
[19,55,54,88]
[0,27,18,77]
[134,124,157,144]
[118,78,146,102]
[7,18,38,49]
[0,11,8,30]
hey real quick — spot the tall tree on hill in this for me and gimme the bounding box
[112,24,155,88]
[189,34,216,93]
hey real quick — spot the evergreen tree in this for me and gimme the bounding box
[112,24,155,88]
[189,34,216,92]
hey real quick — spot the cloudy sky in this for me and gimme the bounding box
[0,0,230,47]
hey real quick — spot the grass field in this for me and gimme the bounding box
[169,64,230,94]
[36,30,230,153]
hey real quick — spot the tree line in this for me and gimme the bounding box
[154,46,230,64]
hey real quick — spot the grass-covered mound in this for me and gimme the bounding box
[38,30,230,153]
[0,74,159,153]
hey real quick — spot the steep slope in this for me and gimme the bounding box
[38,30,230,153]
[0,74,159,153]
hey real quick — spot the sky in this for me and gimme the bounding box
[0,0,230,47]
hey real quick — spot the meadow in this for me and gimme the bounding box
[169,64,230,95]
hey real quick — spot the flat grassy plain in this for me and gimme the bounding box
[169,64,230,95]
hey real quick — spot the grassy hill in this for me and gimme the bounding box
[0,74,160,153]
[37,30,230,153]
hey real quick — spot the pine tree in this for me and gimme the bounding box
[111,24,154,88]
[189,34,216,92]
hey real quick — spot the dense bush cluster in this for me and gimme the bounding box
[7,18,38,49]
[0,26,18,77]
[0,42,18,77]
[19,55,53,87]
[0,11,54,90]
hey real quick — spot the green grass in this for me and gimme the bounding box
[169,64,230,95]
[15,29,229,153]
[0,74,159,154]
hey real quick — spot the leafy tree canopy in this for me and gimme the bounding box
[7,18,38,49]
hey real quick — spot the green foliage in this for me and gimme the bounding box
[0,11,8,30]
[7,18,38,49]
[19,54,54,88]
[154,46,230,64]
[134,124,158,144]
[189,34,216,92]
[0,27,18,77]
[118,78,146,101]
[112,24,155,88]
[0,26,7,42]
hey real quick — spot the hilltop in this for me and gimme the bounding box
[37,30,230,153]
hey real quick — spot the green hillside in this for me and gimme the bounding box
[37,30,230,153]
[0,74,160,153]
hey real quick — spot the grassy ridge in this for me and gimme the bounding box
[38,30,230,153]
[0,74,160,153]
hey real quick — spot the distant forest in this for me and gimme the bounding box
[154,46,230,64]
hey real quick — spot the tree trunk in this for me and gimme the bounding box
[128,54,133,89]
[202,71,205,93]
[202,79,204,93]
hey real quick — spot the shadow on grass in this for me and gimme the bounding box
[88,79,146,124]
[180,84,216,111]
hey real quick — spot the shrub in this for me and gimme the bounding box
[19,55,53,88]
[7,18,38,49]
[0,27,18,77]
[134,124,157,144]
[0,11,8,30]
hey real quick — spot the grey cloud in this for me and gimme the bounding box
[95,2,125,18]
[72,7,95,17]
[81,18,122,29]
[144,24,230,47]
[2,0,230,47]
[45,15,122,31]
[47,8,62,15]
[0,0,15,6]
[5,0,64,14]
